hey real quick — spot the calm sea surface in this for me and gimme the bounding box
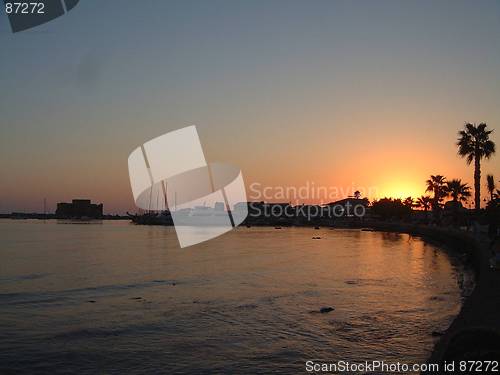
[0,220,473,374]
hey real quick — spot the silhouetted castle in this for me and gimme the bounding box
[56,199,103,219]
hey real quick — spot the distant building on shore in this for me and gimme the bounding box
[327,197,369,213]
[56,199,103,219]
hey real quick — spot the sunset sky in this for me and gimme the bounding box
[1,0,499,214]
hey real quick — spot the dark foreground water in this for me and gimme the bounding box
[0,220,473,374]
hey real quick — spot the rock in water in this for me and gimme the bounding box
[320,307,334,313]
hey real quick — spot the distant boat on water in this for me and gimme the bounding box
[129,206,232,227]
[128,211,173,226]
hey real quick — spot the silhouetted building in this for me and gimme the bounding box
[327,197,369,216]
[56,199,103,219]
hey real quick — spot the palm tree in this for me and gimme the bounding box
[486,174,496,202]
[403,196,414,209]
[457,123,496,211]
[416,196,432,212]
[425,175,447,210]
[445,179,471,203]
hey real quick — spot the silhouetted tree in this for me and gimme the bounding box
[486,174,496,202]
[371,198,411,220]
[353,190,361,199]
[403,196,414,209]
[425,175,447,210]
[446,179,471,203]
[416,196,432,212]
[457,123,496,211]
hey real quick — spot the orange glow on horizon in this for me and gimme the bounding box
[376,183,426,200]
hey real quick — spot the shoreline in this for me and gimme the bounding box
[359,223,499,370]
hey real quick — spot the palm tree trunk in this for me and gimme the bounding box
[474,152,481,211]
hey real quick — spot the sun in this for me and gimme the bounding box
[376,182,425,200]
